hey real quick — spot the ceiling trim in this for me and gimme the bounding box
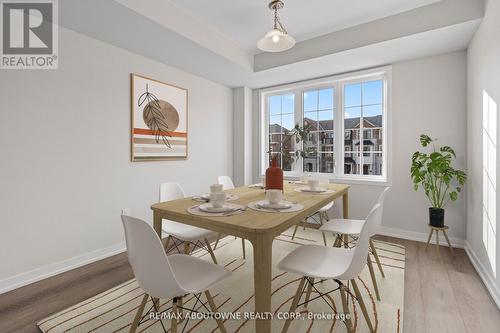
[114,0,253,70]
[254,0,484,71]
[57,0,483,88]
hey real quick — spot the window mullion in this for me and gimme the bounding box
[360,81,364,176]
[334,81,342,179]
[294,89,302,174]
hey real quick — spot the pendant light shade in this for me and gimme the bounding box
[257,28,295,52]
[257,0,295,53]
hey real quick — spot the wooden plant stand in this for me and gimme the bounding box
[426,224,454,257]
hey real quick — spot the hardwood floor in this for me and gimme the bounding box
[0,236,499,333]
[377,236,500,333]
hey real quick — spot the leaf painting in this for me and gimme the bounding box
[138,84,172,148]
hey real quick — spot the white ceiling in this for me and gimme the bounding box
[170,0,440,52]
[65,0,481,88]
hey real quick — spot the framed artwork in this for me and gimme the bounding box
[131,74,188,161]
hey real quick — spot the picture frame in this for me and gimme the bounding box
[130,73,188,161]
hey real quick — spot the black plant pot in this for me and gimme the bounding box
[429,207,445,227]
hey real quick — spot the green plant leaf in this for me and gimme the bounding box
[411,134,467,208]
[420,134,432,147]
[440,146,456,158]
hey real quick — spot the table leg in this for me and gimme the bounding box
[152,212,162,308]
[343,192,349,247]
[153,212,162,238]
[251,234,274,333]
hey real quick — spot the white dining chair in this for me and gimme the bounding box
[121,215,230,333]
[215,176,247,259]
[319,187,390,301]
[291,201,333,246]
[277,204,382,333]
[160,182,219,264]
[217,175,235,190]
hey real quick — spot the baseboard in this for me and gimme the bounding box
[378,225,465,248]
[0,242,126,295]
[464,241,500,310]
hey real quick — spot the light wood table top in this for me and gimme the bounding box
[151,182,349,239]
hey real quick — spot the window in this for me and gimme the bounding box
[303,88,334,173]
[261,68,389,183]
[268,93,295,171]
[483,90,497,276]
[344,80,384,176]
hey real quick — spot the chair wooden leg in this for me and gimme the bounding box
[318,213,328,246]
[351,279,375,333]
[370,238,385,278]
[205,290,227,333]
[241,238,246,259]
[129,294,148,333]
[178,295,184,323]
[442,230,454,255]
[205,238,218,264]
[304,277,315,308]
[163,236,172,252]
[339,284,354,333]
[281,277,306,333]
[425,228,433,250]
[170,297,179,333]
[333,234,342,247]
[213,234,220,250]
[367,254,381,301]
[291,224,299,240]
[184,242,190,255]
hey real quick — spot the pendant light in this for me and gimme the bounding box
[257,0,295,52]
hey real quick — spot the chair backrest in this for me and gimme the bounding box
[218,176,235,190]
[371,187,390,236]
[160,182,185,202]
[339,203,382,280]
[121,215,185,298]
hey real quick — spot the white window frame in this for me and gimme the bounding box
[259,66,392,186]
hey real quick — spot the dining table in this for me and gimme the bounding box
[151,181,350,333]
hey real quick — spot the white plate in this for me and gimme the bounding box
[198,203,234,213]
[201,193,231,200]
[298,187,328,193]
[258,201,293,210]
[249,183,265,188]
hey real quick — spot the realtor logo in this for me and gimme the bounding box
[1,0,58,69]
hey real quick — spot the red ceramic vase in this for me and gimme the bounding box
[265,157,283,191]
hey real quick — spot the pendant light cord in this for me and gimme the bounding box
[272,1,287,34]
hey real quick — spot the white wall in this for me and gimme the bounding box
[0,26,233,292]
[380,51,467,242]
[233,87,253,186]
[254,51,467,244]
[466,0,500,307]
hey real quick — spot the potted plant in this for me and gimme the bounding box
[266,124,310,190]
[410,134,466,227]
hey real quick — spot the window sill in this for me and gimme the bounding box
[329,176,390,187]
[266,173,390,187]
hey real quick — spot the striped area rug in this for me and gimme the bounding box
[38,227,405,333]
